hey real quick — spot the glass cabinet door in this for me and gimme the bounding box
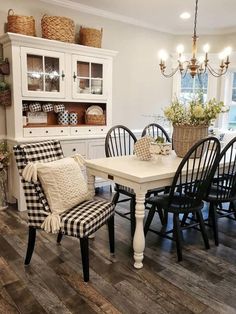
[72,56,107,99]
[21,47,65,98]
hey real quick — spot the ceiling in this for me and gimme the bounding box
[45,0,236,35]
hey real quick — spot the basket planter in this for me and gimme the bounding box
[0,90,11,106]
[172,125,209,157]
[79,27,103,48]
[85,114,105,125]
[41,15,75,43]
[7,9,36,36]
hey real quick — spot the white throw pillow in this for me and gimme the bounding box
[37,157,92,215]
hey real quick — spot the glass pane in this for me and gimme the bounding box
[27,73,44,91]
[181,73,193,89]
[27,54,43,91]
[232,88,236,101]
[233,73,236,88]
[77,78,90,93]
[45,57,60,92]
[91,63,103,78]
[194,74,208,89]
[91,79,102,94]
[77,62,89,77]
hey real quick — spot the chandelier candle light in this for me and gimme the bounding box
[159,0,232,78]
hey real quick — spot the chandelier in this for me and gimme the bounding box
[159,0,231,78]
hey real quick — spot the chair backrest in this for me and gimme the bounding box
[169,137,220,210]
[13,140,64,227]
[141,123,171,142]
[208,136,236,202]
[105,125,137,157]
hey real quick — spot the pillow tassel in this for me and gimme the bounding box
[41,213,61,234]
[22,163,38,183]
[73,154,86,167]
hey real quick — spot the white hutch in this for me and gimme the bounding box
[0,32,117,211]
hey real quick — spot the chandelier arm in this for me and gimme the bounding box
[206,63,228,77]
[160,66,181,78]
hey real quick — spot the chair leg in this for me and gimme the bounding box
[112,191,120,205]
[181,213,189,227]
[173,213,183,262]
[57,230,63,244]
[196,210,210,249]
[107,215,115,254]
[25,226,36,265]
[157,207,165,226]
[130,197,136,237]
[209,202,219,246]
[229,201,236,220]
[144,204,156,236]
[80,238,89,282]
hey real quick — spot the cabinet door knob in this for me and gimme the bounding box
[61,130,63,133]
[72,148,76,152]
[61,71,65,81]
[73,72,77,82]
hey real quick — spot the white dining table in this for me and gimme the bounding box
[85,151,184,269]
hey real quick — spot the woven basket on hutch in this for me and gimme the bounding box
[79,27,103,48]
[85,114,105,125]
[172,124,208,158]
[41,15,75,43]
[7,9,36,36]
[0,90,11,106]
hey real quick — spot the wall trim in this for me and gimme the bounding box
[39,0,170,33]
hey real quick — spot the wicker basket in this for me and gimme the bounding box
[41,15,75,43]
[7,9,36,36]
[85,114,105,125]
[172,125,208,157]
[79,27,103,48]
[0,90,11,106]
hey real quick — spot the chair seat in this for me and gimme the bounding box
[147,193,204,214]
[60,199,115,238]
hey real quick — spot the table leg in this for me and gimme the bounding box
[87,171,95,198]
[133,192,145,269]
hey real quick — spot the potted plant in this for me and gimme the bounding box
[164,97,227,157]
[0,81,11,106]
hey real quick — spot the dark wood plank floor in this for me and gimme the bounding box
[1,188,236,314]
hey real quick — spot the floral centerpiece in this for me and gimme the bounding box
[164,97,226,157]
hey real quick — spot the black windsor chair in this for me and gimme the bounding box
[105,125,137,237]
[203,136,236,245]
[144,136,220,261]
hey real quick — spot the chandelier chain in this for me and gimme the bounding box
[193,0,198,38]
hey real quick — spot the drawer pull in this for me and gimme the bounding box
[45,130,48,134]
[29,131,32,134]
[72,148,76,152]
[61,130,64,133]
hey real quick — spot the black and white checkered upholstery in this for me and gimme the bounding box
[60,199,114,237]
[13,140,115,237]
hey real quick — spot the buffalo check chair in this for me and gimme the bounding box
[13,140,115,282]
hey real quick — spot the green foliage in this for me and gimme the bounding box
[155,136,165,143]
[164,96,227,126]
[0,141,10,168]
[0,81,10,91]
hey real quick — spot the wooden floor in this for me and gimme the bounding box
[1,188,236,314]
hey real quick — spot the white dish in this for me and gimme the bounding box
[87,108,103,115]
[86,105,103,115]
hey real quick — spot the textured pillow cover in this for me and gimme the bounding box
[37,157,91,215]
